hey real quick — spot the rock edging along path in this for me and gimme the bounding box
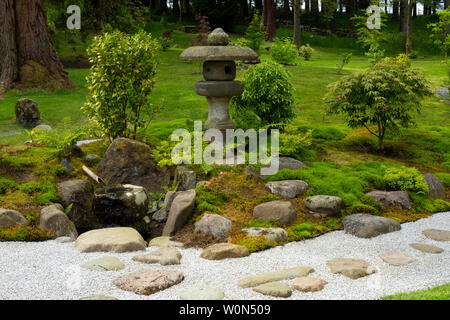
[0,212,448,300]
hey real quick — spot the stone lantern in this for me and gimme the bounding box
[180,28,259,133]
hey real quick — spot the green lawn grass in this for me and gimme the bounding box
[381,283,450,300]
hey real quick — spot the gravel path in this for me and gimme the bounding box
[1,212,449,300]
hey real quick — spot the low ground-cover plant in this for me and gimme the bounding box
[0,226,53,242]
[312,126,346,140]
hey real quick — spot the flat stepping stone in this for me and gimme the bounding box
[292,277,328,292]
[379,252,417,266]
[253,282,292,298]
[265,180,309,199]
[410,243,444,254]
[238,266,314,288]
[79,295,119,300]
[132,247,182,265]
[113,269,184,295]
[180,285,225,300]
[75,227,147,253]
[200,243,250,260]
[422,229,450,242]
[82,256,125,271]
[327,258,376,279]
[148,236,184,248]
[342,214,401,238]
[242,227,288,242]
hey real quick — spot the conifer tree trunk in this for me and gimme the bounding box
[293,0,302,48]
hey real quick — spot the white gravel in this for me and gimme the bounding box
[1,212,449,300]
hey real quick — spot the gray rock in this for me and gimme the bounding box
[34,124,52,130]
[61,160,74,173]
[113,269,184,295]
[133,247,182,265]
[162,190,196,236]
[208,28,229,46]
[379,252,417,266]
[342,214,401,238]
[175,166,197,191]
[148,236,184,248]
[39,205,78,239]
[200,243,250,260]
[85,154,100,164]
[55,236,74,243]
[0,208,28,228]
[253,201,296,225]
[194,213,232,238]
[410,243,444,254]
[265,180,309,199]
[246,157,307,179]
[242,227,288,242]
[15,98,40,128]
[180,285,225,300]
[424,174,445,199]
[63,145,85,158]
[304,195,344,216]
[238,266,314,288]
[253,282,292,298]
[366,191,412,210]
[435,87,450,99]
[82,256,125,271]
[422,229,450,242]
[75,227,147,253]
[96,138,170,193]
[327,258,376,279]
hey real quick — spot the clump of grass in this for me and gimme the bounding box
[312,126,346,140]
[236,236,277,253]
[0,226,54,241]
[0,178,18,194]
[257,194,281,203]
[287,222,315,241]
[410,193,450,213]
[247,219,281,228]
[433,172,450,187]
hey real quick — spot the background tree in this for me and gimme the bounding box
[263,0,277,40]
[293,0,302,48]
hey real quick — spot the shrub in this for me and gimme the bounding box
[336,52,352,75]
[230,61,296,130]
[279,126,313,157]
[83,30,162,140]
[245,11,265,51]
[298,44,314,61]
[270,38,299,65]
[159,30,173,51]
[384,167,429,195]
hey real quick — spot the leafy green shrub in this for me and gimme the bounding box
[257,194,281,204]
[312,127,346,140]
[247,219,281,228]
[384,167,428,194]
[0,178,17,194]
[83,30,162,140]
[270,38,299,65]
[433,172,450,187]
[336,53,352,75]
[237,236,276,253]
[298,44,314,61]
[245,11,265,51]
[230,60,295,130]
[280,129,313,157]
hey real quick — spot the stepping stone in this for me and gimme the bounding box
[410,243,444,254]
[342,214,401,238]
[304,195,344,216]
[253,282,292,298]
[113,269,184,295]
[75,227,147,253]
[148,236,184,248]
[180,285,225,300]
[242,227,288,242]
[132,247,182,265]
[265,180,309,199]
[200,243,250,260]
[194,213,233,238]
[238,266,314,288]
[379,252,417,266]
[292,277,328,292]
[79,295,118,300]
[253,201,297,225]
[422,229,450,242]
[82,257,125,271]
[327,258,376,279]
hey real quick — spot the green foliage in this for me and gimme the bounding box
[83,30,162,140]
[248,219,281,228]
[19,181,45,195]
[257,194,281,204]
[35,186,61,205]
[384,167,428,194]
[326,218,340,229]
[427,8,450,58]
[410,193,450,213]
[280,129,313,157]
[270,38,299,65]
[196,201,222,214]
[237,236,276,253]
[159,36,173,52]
[298,44,314,61]
[0,178,18,194]
[0,226,54,242]
[336,53,352,75]
[288,222,314,240]
[25,211,38,224]
[325,55,432,150]
[433,172,450,187]
[230,61,295,130]
[245,11,265,51]
[381,283,450,300]
[312,127,346,140]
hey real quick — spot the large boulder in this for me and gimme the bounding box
[152,191,180,223]
[15,98,41,128]
[75,227,147,253]
[92,184,150,237]
[113,269,184,295]
[253,201,296,225]
[265,180,309,199]
[424,174,445,199]
[342,214,401,238]
[0,208,28,228]
[96,138,170,193]
[57,179,97,233]
[162,190,196,236]
[200,243,250,260]
[174,166,197,191]
[39,205,78,240]
[366,191,412,210]
[304,195,344,216]
[246,157,307,179]
[194,213,232,238]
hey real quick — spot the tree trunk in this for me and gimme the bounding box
[405,0,413,54]
[311,0,319,13]
[393,1,399,18]
[293,0,301,48]
[255,0,263,11]
[173,0,180,18]
[305,0,310,12]
[0,0,75,95]
[283,0,291,16]
[240,0,249,19]
[263,0,276,40]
